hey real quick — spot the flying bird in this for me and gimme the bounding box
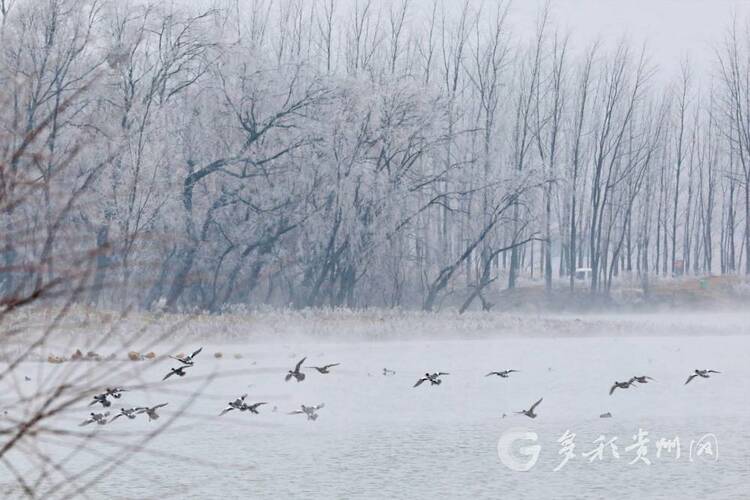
[685,369,720,385]
[163,365,191,381]
[516,398,543,419]
[219,394,248,416]
[383,368,396,376]
[285,357,306,382]
[229,394,247,407]
[135,403,168,421]
[219,406,236,416]
[629,376,654,385]
[89,393,111,408]
[310,363,340,374]
[110,408,140,422]
[79,412,109,426]
[245,402,267,414]
[105,387,128,398]
[485,370,518,378]
[609,380,637,395]
[289,403,325,420]
[413,372,449,387]
[170,347,203,366]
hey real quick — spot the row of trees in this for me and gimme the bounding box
[2,0,750,312]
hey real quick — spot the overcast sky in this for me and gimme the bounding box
[502,0,750,80]
[186,0,750,83]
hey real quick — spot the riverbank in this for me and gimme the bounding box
[3,304,749,354]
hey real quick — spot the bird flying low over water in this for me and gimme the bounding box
[90,387,128,408]
[517,398,543,419]
[285,357,306,382]
[163,365,191,381]
[413,372,449,387]
[485,370,518,378]
[629,376,654,384]
[219,406,236,416]
[89,393,112,408]
[219,396,265,415]
[230,394,247,407]
[685,369,720,385]
[105,387,128,398]
[110,408,140,422]
[170,347,203,366]
[244,402,267,414]
[80,412,109,426]
[220,394,248,416]
[289,403,325,420]
[609,380,637,395]
[310,363,340,374]
[135,403,168,421]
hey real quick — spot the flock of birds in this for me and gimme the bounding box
[80,350,340,425]
[81,387,168,426]
[404,367,721,419]
[80,348,204,426]
[80,347,722,425]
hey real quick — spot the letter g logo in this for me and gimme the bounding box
[497,428,541,472]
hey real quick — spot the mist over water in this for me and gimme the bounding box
[1,0,750,497]
[1,314,747,499]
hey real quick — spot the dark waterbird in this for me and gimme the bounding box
[245,402,268,414]
[285,357,306,382]
[110,407,140,422]
[685,369,720,385]
[89,393,112,408]
[516,398,543,419]
[310,363,340,374]
[135,403,168,421]
[609,379,637,395]
[629,376,654,385]
[220,394,249,416]
[79,412,109,426]
[413,372,449,387]
[163,365,191,381]
[105,387,128,398]
[170,347,203,366]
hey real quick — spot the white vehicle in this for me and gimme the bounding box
[575,268,592,281]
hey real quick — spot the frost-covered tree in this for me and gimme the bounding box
[0,0,748,312]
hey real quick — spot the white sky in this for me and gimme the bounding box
[183,0,750,82]
[503,0,749,80]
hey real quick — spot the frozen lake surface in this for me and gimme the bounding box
[1,322,748,499]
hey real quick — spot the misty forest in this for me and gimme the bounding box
[3,0,750,314]
[3,1,750,499]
